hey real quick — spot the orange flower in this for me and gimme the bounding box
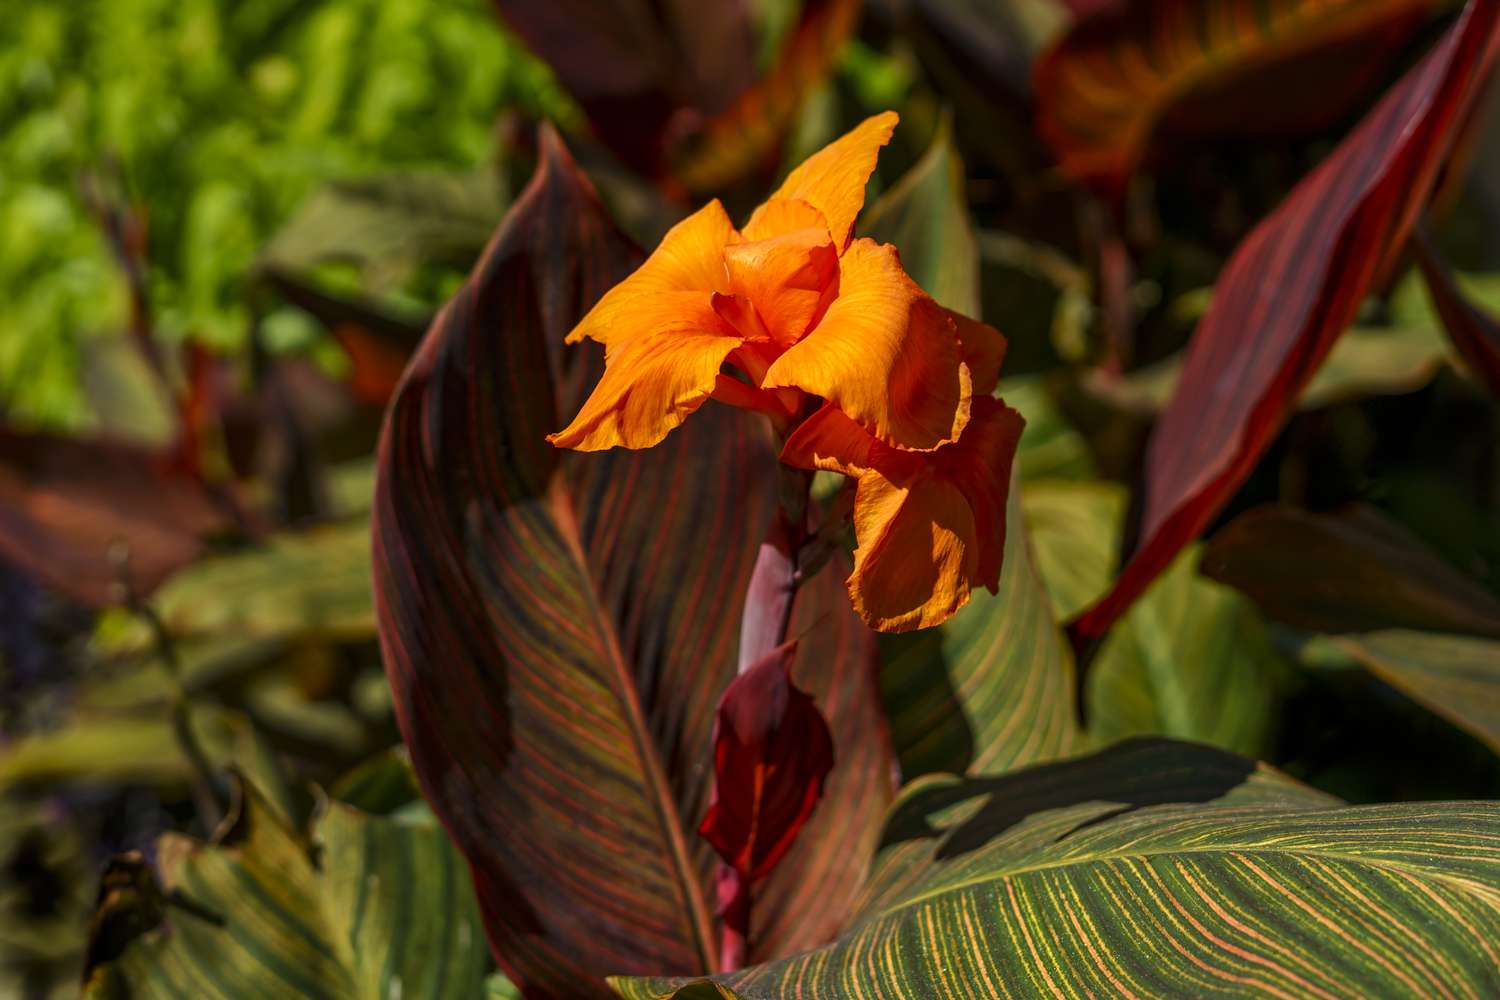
[549,111,1022,631]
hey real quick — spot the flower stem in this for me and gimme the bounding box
[718,465,814,972]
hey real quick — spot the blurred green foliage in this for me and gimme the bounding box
[0,0,572,430]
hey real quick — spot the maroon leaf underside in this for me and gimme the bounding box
[1068,0,1500,647]
[699,641,836,884]
[493,0,755,177]
[372,127,892,997]
[0,430,230,608]
[1412,225,1500,395]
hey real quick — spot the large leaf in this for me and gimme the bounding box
[84,778,487,999]
[1026,482,1281,756]
[0,430,230,608]
[1070,1,1500,646]
[1034,0,1448,193]
[1202,505,1500,638]
[372,128,892,994]
[617,738,1500,999]
[1327,630,1500,755]
[879,477,1078,779]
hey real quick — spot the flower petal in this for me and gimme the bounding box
[948,309,1007,396]
[762,238,969,451]
[549,295,742,451]
[723,227,839,347]
[566,199,739,347]
[743,112,898,248]
[847,468,976,633]
[942,397,1025,590]
[779,402,881,477]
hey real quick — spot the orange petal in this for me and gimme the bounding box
[762,238,969,451]
[566,199,739,347]
[940,397,1025,590]
[743,198,829,240]
[743,112,898,248]
[783,398,1025,630]
[548,295,742,451]
[846,468,976,633]
[948,309,1007,396]
[723,227,839,347]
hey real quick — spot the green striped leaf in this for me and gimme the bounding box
[615,738,1500,999]
[1034,0,1449,192]
[83,777,487,999]
[879,477,1078,779]
[1328,630,1500,755]
[1025,480,1283,757]
[372,127,893,994]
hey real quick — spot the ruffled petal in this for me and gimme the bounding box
[948,309,1007,396]
[566,199,739,347]
[762,238,969,451]
[743,112,898,248]
[782,399,1025,631]
[723,227,839,347]
[941,397,1025,590]
[548,295,742,451]
[846,468,976,633]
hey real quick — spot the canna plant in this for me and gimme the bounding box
[361,2,1500,998]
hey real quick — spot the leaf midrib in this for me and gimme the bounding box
[547,473,718,974]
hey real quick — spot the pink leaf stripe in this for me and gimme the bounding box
[1070,0,1500,648]
[372,127,891,997]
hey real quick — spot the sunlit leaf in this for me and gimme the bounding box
[620,740,1500,998]
[1026,481,1282,757]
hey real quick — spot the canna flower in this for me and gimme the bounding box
[549,111,1023,632]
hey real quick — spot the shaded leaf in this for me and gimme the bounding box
[1203,504,1500,638]
[620,739,1500,999]
[1070,2,1500,646]
[1413,223,1500,394]
[880,476,1078,779]
[1026,482,1282,757]
[121,518,375,645]
[670,0,862,194]
[860,114,978,316]
[0,430,230,608]
[0,710,234,796]
[1035,0,1448,193]
[1002,375,1097,482]
[1327,630,1500,755]
[372,128,892,994]
[84,778,487,1000]
[494,0,756,178]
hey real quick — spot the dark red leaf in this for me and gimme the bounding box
[0,430,230,608]
[699,641,835,883]
[1202,504,1500,639]
[1034,0,1447,196]
[1412,224,1500,395]
[372,126,892,996]
[493,0,755,178]
[1069,0,1500,648]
